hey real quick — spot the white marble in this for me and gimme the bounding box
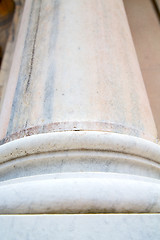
[1,131,160,164]
[0,131,160,182]
[1,147,160,182]
[0,0,157,144]
[0,214,159,240]
[0,172,160,214]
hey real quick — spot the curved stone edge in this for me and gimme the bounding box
[0,149,160,182]
[0,121,158,145]
[0,172,160,214]
[0,131,160,164]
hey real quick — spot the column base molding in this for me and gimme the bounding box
[0,172,160,214]
[0,131,160,181]
[0,131,160,214]
[0,214,160,239]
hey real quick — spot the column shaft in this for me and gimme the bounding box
[0,0,157,144]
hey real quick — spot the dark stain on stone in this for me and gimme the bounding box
[6,0,42,137]
[0,121,155,146]
[25,0,42,92]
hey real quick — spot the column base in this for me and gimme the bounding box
[0,214,159,239]
[0,131,160,181]
[0,172,160,214]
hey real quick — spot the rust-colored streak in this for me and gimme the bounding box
[0,121,158,145]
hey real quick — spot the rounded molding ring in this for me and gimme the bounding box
[0,131,160,164]
[0,172,160,214]
[0,131,160,181]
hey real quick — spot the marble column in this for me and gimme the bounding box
[0,0,160,216]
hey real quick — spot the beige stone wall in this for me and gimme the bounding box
[124,0,160,138]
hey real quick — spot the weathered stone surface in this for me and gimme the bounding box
[0,0,157,144]
[0,0,160,228]
[0,214,160,240]
[0,172,160,214]
[0,131,160,182]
